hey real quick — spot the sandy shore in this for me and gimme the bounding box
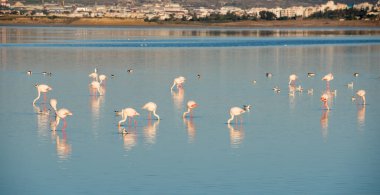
[1,16,380,28]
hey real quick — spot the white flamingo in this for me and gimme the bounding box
[118,108,140,127]
[356,90,366,105]
[89,81,103,96]
[99,74,107,85]
[322,73,334,90]
[183,100,198,118]
[142,102,160,120]
[50,99,73,130]
[89,68,98,81]
[33,84,52,105]
[171,76,186,91]
[289,74,298,85]
[227,106,249,124]
[320,93,330,110]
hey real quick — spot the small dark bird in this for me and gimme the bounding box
[197,74,201,79]
[127,69,133,73]
[42,72,52,76]
[243,105,252,111]
[307,72,316,77]
[266,73,272,78]
[353,73,359,77]
[27,70,32,75]
[273,86,280,93]
[111,74,115,78]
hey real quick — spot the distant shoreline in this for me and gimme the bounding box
[1,16,380,28]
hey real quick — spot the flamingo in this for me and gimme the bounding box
[89,68,98,81]
[89,81,102,96]
[33,84,52,105]
[183,100,198,118]
[50,99,73,130]
[320,93,330,110]
[118,108,140,127]
[99,74,107,85]
[322,73,334,91]
[289,74,298,85]
[227,106,249,124]
[142,102,160,120]
[171,76,186,91]
[356,90,366,105]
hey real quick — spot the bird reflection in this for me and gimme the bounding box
[288,85,296,110]
[183,118,196,143]
[119,127,137,151]
[320,110,329,141]
[33,104,50,137]
[357,105,366,130]
[171,88,184,110]
[90,94,104,120]
[143,120,159,145]
[55,130,72,160]
[227,124,245,148]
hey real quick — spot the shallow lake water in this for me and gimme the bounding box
[1,26,380,194]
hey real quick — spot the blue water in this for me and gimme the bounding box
[1,26,380,194]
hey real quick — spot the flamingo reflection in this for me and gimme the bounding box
[171,88,184,110]
[143,120,159,145]
[119,126,137,151]
[33,104,50,137]
[320,110,329,141]
[357,105,366,129]
[183,118,196,143]
[55,130,72,160]
[227,124,245,148]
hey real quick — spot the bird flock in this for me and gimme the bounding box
[31,68,367,132]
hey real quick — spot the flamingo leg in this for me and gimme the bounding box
[62,118,67,130]
[43,93,47,103]
[362,96,366,105]
[134,118,137,127]
[148,112,151,120]
[190,110,193,119]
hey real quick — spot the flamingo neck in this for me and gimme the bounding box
[55,115,61,127]
[183,108,191,118]
[118,110,127,126]
[227,113,235,124]
[33,89,41,105]
[170,82,176,91]
[153,110,160,120]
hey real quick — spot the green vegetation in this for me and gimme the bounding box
[307,8,373,20]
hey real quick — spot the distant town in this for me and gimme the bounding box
[1,0,380,22]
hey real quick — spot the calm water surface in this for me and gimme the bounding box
[1,26,380,194]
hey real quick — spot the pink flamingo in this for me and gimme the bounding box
[89,81,103,96]
[50,99,73,130]
[356,90,366,105]
[33,84,52,105]
[99,74,107,85]
[320,93,330,110]
[227,106,249,124]
[142,102,160,120]
[322,73,334,91]
[183,100,198,118]
[89,68,98,81]
[118,108,140,127]
[171,76,186,91]
[288,74,298,86]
